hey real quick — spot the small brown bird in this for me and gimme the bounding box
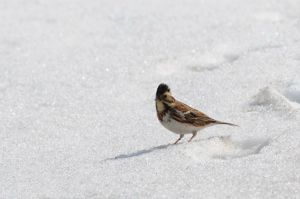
[155,83,238,144]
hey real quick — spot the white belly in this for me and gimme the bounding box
[160,113,212,134]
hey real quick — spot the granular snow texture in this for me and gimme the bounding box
[1,0,300,198]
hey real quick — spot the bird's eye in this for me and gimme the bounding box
[163,95,167,98]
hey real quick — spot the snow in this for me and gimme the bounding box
[1,0,300,198]
[251,87,300,111]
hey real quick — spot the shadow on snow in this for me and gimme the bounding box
[104,143,172,161]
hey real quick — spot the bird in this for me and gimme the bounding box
[155,83,238,144]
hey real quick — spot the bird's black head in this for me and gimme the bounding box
[156,83,170,100]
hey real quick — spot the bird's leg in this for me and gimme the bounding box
[188,132,197,142]
[174,134,184,144]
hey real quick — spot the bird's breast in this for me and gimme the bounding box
[157,109,168,122]
[160,114,206,134]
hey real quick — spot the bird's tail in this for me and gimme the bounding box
[215,121,239,127]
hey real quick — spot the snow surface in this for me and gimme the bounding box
[1,0,300,198]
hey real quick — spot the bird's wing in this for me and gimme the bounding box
[171,102,216,126]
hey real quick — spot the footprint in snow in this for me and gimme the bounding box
[184,136,270,162]
[250,86,300,113]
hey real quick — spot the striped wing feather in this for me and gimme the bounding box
[171,102,216,126]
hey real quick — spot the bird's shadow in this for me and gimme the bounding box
[103,136,228,162]
[104,143,172,161]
